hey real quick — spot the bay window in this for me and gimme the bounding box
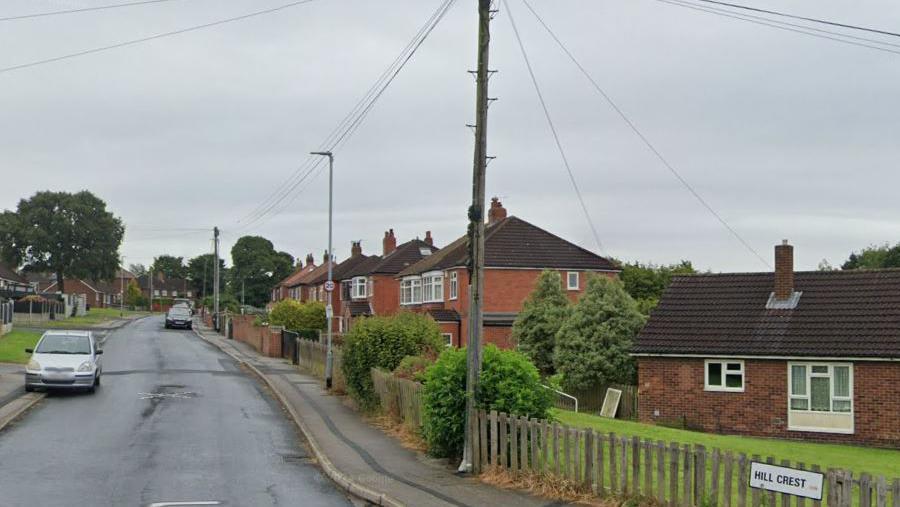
[423,272,443,303]
[352,277,367,299]
[449,271,458,300]
[400,277,422,305]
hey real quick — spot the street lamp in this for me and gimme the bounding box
[311,151,335,390]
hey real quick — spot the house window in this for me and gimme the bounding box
[400,277,422,305]
[442,333,453,347]
[172,291,178,297]
[187,291,192,298]
[352,277,367,299]
[162,290,168,297]
[423,273,443,303]
[567,271,579,290]
[704,360,744,392]
[308,287,316,301]
[153,290,160,297]
[789,363,852,413]
[449,271,458,300]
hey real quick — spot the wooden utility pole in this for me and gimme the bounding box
[213,226,220,330]
[460,0,492,474]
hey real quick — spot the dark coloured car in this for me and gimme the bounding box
[165,307,193,329]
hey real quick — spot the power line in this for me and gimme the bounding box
[0,0,188,22]
[0,0,321,75]
[692,0,900,39]
[655,0,900,57]
[502,0,606,255]
[519,0,771,268]
[235,0,458,231]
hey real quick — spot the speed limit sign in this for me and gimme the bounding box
[324,280,335,292]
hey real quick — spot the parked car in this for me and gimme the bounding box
[165,306,193,329]
[173,298,195,314]
[24,331,102,393]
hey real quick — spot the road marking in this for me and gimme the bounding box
[138,392,195,399]
[147,502,221,506]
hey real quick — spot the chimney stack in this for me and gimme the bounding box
[351,241,362,257]
[774,240,794,300]
[488,197,508,225]
[306,253,315,267]
[424,231,433,247]
[383,229,397,256]
[323,250,331,264]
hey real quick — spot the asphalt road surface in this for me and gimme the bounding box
[0,316,353,507]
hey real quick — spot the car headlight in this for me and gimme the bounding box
[77,361,94,372]
[26,359,41,372]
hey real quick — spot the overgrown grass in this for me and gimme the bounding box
[554,409,900,479]
[42,307,150,328]
[0,330,42,364]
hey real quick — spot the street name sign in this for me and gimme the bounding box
[749,462,824,500]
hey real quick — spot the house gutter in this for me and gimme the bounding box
[631,353,900,362]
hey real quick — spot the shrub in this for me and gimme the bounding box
[554,275,646,392]
[422,345,552,459]
[511,270,571,376]
[269,299,326,331]
[393,355,434,382]
[341,312,443,410]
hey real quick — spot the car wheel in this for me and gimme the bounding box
[87,384,96,394]
[94,375,101,387]
[25,385,34,393]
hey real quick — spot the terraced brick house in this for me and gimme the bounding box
[397,198,619,348]
[304,241,374,334]
[272,254,316,304]
[633,241,900,448]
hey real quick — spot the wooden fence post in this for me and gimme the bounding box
[530,419,538,472]
[620,436,628,495]
[584,429,594,491]
[644,439,653,497]
[499,413,508,470]
[574,429,582,483]
[843,471,854,507]
[633,435,642,497]
[490,410,498,467]
[765,457,776,507]
[552,422,560,477]
[711,448,721,507]
[670,443,680,507]
[541,420,550,474]
[696,445,707,506]
[479,410,488,472]
[657,441,666,504]
[875,475,887,507]
[860,473,872,507]
[610,433,618,494]
[891,478,899,507]
[683,444,693,507]
[751,455,762,507]
[563,425,571,479]
[596,431,605,495]
[520,416,530,474]
[827,469,838,507]
[780,459,792,507]
[737,454,748,507]
[810,465,822,507]
[510,416,519,473]
[723,452,734,507]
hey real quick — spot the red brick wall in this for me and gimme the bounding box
[638,357,900,448]
[370,275,399,316]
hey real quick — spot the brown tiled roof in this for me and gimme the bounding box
[309,254,372,285]
[633,270,900,359]
[340,256,383,280]
[0,263,26,284]
[288,262,331,288]
[370,239,438,275]
[398,216,617,276]
[278,264,316,289]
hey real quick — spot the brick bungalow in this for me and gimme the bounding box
[633,241,900,448]
[397,198,619,348]
[0,263,34,299]
[338,229,438,331]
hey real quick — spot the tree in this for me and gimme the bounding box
[150,255,186,279]
[0,191,124,293]
[229,236,295,308]
[511,270,571,376]
[124,279,145,308]
[128,263,148,277]
[186,253,226,298]
[840,243,900,270]
[554,275,646,392]
[618,260,695,314]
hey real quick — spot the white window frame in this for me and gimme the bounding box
[153,290,160,297]
[400,277,422,305]
[172,290,178,298]
[442,333,453,347]
[704,359,745,392]
[788,363,853,414]
[187,291,192,298]
[352,277,367,299]
[162,290,168,297]
[567,271,579,290]
[449,271,458,300]
[423,272,443,303]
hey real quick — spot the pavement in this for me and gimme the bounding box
[0,316,355,507]
[194,322,564,507]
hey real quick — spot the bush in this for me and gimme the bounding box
[269,299,326,331]
[393,355,434,382]
[341,312,443,410]
[422,345,552,459]
[511,270,571,376]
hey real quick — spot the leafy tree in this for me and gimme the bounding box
[186,253,226,298]
[842,243,900,270]
[124,279,145,308]
[511,270,571,376]
[0,190,124,293]
[150,255,186,279]
[129,263,148,277]
[554,275,646,392]
[229,236,295,308]
[422,345,552,458]
[618,260,695,314]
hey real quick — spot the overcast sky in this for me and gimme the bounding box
[2,0,899,272]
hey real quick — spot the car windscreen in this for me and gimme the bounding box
[168,309,191,318]
[35,335,91,354]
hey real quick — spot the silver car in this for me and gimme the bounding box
[24,331,103,393]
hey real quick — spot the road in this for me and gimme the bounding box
[0,316,354,507]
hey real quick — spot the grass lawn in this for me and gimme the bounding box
[0,330,43,364]
[554,409,900,479]
[42,307,150,328]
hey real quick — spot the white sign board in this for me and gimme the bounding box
[324,281,335,292]
[749,462,824,500]
[325,304,333,318]
[599,388,622,418]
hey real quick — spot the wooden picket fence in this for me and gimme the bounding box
[469,410,900,507]
[370,368,425,429]
[296,339,346,392]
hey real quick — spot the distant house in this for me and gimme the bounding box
[397,198,618,348]
[272,254,317,304]
[286,252,332,304]
[633,241,900,448]
[338,229,438,332]
[306,241,374,334]
[137,273,194,304]
[0,263,33,299]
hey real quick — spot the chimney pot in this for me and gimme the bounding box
[351,241,362,257]
[774,240,794,300]
[306,253,315,267]
[488,196,508,224]
[424,231,433,247]
[383,229,397,256]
